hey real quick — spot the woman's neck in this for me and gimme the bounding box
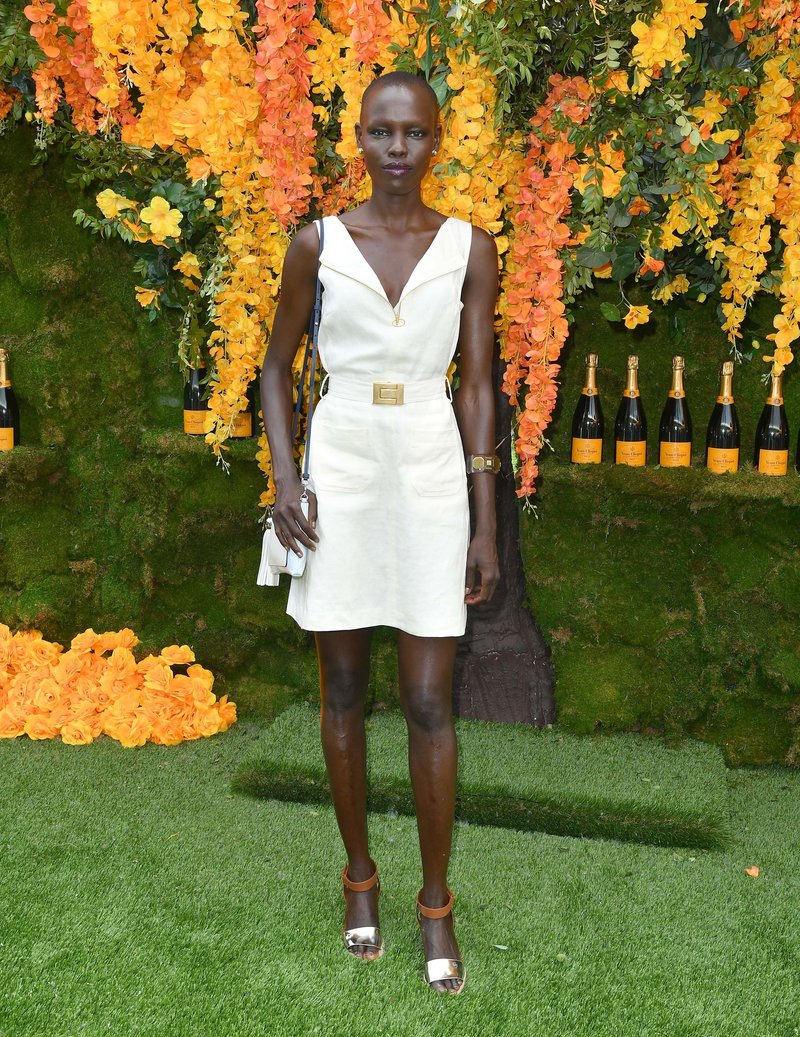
[360,192,431,230]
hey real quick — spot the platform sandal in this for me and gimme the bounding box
[416,888,466,995]
[341,862,384,960]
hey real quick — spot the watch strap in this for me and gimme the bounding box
[466,453,501,474]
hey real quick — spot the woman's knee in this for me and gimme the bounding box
[321,668,368,716]
[402,685,452,733]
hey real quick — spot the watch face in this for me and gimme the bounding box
[473,457,485,471]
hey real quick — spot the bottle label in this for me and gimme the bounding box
[0,427,14,451]
[615,440,646,466]
[571,438,602,464]
[716,395,734,404]
[757,448,788,476]
[183,409,213,435]
[707,447,739,473]
[766,396,784,406]
[623,389,640,398]
[668,390,685,399]
[659,441,691,467]
[581,388,598,397]
[231,411,253,437]
[0,380,10,388]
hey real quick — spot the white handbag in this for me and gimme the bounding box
[257,496,310,586]
[257,219,324,588]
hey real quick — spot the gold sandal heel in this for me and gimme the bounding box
[416,888,466,995]
[342,862,384,960]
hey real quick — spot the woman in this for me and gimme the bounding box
[260,70,500,995]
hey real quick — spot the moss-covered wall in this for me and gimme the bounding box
[2,125,797,763]
[0,126,316,719]
[527,277,800,766]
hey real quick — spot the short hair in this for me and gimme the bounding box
[360,71,440,120]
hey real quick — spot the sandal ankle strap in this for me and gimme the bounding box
[342,862,380,893]
[416,888,454,919]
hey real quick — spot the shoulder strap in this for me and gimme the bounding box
[289,219,324,487]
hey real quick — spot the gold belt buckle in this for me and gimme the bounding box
[372,382,404,405]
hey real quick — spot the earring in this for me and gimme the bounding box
[432,148,438,155]
[357,146,363,153]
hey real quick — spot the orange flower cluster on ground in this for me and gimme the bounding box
[0,624,236,748]
[500,74,592,500]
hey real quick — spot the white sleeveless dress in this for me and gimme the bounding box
[286,214,473,637]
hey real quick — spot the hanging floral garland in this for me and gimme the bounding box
[500,74,591,499]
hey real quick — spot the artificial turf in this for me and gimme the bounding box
[233,703,730,848]
[1,719,798,1037]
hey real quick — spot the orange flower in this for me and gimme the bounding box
[159,644,196,666]
[61,720,95,745]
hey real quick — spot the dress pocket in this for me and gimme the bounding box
[310,424,373,493]
[406,426,465,496]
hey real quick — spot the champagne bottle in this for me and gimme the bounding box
[706,360,740,473]
[230,380,256,439]
[183,362,213,436]
[753,372,789,476]
[659,356,692,467]
[614,355,647,466]
[571,353,604,463]
[0,348,20,451]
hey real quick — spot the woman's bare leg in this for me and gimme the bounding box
[315,628,380,959]
[396,631,461,992]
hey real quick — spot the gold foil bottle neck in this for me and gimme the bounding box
[585,353,599,368]
[669,366,685,397]
[718,362,734,403]
[0,348,8,363]
[672,356,685,370]
[624,356,640,395]
[767,372,783,405]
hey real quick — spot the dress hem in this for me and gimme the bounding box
[286,606,466,639]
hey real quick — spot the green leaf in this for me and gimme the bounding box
[576,246,615,268]
[600,302,621,321]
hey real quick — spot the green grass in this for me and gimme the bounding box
[0,720,797,1037]
[234,704,730,849]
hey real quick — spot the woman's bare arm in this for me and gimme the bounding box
[259,222,322,556]
[453,226,500,604]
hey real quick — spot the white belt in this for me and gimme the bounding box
[322,374,452,405]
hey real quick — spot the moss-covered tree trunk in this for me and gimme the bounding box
[453,356,556,725]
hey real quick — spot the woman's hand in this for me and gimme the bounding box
[464,530,499,605]
[272,475,319,557]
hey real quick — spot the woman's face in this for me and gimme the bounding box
[355,84,441,195]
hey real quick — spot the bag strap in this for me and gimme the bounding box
[290,218,324,491]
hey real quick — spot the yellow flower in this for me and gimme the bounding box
[96,189,135,219]
[135,286,161,309]
[139,196,183,240]
[624,304,652,329]
[175,252,201,279]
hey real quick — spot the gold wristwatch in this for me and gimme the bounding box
[466,453,501,474]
